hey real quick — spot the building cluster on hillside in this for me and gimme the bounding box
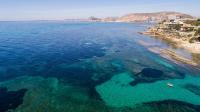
[152,16,200,43]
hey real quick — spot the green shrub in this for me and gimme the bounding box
[185,20,200,26]
[189,37,196,43]
[188,34,192,37]
[185,28,194,32]
[173,24,181,30]
[195,28,200,36]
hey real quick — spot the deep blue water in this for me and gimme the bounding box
[0,21,200,112]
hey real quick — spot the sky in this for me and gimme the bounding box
[0,0,200,20]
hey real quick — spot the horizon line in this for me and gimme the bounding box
[0,11,199,21]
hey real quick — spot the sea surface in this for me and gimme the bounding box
[0,21,200,112]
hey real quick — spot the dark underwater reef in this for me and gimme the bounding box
[144,100,200,112]
[0,87,27,112]
[130,68,185,86]
[184,84,200,96]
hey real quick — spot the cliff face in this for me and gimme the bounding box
[103,12,194,22]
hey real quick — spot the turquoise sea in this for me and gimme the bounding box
[0,21,200,112]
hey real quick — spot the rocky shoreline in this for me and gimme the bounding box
[140,28,200,67]
[138,39,199,67]
[142,29,200,54]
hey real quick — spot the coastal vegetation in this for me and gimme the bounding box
[185,19,200,26]
[195,28,200,36]
[173,24,182,31]
[189,28,200,43]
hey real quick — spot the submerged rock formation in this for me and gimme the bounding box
[145,100,200,112]
[0,87,27,112]
[184,84,200,96]
[130,68,185,86]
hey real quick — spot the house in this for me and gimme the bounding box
[163,20,184,30]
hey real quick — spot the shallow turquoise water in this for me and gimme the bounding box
[0,21,200,112]
[96,72,200,107]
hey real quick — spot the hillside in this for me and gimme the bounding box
[102,12,194,22]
